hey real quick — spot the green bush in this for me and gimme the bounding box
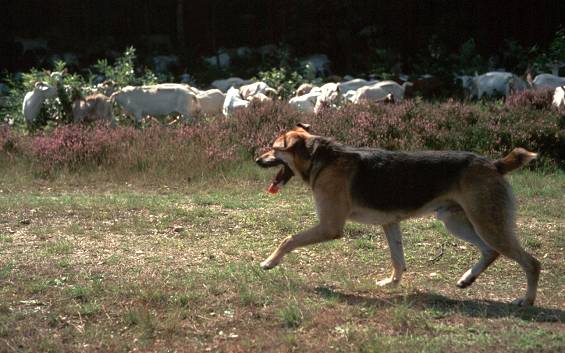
[255,67,307,99]
[91,47,159,88]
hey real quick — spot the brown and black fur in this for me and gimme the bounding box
[256,124,541,306]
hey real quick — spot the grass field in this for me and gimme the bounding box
[0,165,563,352]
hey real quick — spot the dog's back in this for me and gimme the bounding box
[350,149,482,211]
[310,138,488,211]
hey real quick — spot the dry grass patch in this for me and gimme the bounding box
[0,168,563,352]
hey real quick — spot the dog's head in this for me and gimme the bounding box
[255,123,313,193]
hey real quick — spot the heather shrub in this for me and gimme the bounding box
[0,124,17,153]
[21,123,137,171]
[1,99,563,181]
[243,100,564,167]
[505,89,555,110]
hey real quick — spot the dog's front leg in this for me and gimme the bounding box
[260,224,340,270]
[376,223,406,286]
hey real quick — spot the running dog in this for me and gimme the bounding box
[255,123,541,306]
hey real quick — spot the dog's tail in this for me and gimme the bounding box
[494,148,537,175]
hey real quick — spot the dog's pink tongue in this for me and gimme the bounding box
[267,167,285,194]
[267,183,280,194]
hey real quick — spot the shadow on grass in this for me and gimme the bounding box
[314,286,564,323]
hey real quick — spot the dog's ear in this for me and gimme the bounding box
[274,131,308,150]
[274,133,302,150]
[296,123,311,132]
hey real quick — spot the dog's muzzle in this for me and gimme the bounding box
[255,154,284,168]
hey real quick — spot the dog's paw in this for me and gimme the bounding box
[511,297,534,307]
[376,277,400,287]
[260,259,277,270]
[456,277,476,289]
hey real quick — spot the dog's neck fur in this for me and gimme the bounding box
[301,136,343,187]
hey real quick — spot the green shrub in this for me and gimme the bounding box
[255,67,307,99]
[89,46,160,89]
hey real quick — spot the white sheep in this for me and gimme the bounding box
[353,81,411,103]
[195,89,226,115]
[314,82,342,114]
[553,86,565,109]
[338,78,379,93]
[288,90,322,114]
[532,74,565,90]
[295,83,315,97]
[111,84,198,124]
[246,92,272,102]
[22,81,57,126]
[463,72,527,99]
[239,82,277,100]
[222,87,249,117]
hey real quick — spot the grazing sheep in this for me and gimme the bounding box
[295,83,315,97]
[246,92,272,102]
[462,72,527,99]
[195,89,226,115]
[72,93,114,124]
[532,74,565,90]
[338,78,379,93]
[314,82,342,114]
[222,87,249,117]
[288,90,322,113]
[111,84,198,124]
[353,81,411,103]
[239,81,277,100]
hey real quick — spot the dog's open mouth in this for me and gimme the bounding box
[268,164,294,194]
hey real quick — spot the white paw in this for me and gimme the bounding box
[260,259,277,270]
[376,277,400,287]
[456,277,475,288]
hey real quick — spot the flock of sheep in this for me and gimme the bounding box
[22,70,565,127]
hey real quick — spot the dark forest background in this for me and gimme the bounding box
[1,0,565,75]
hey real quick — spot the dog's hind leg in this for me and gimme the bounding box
[436,205,499,288]
[377,223,406,287]
[459,178,541,306]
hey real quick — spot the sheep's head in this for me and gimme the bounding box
[34,81,57,98]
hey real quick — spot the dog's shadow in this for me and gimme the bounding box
[314,286,564,323]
